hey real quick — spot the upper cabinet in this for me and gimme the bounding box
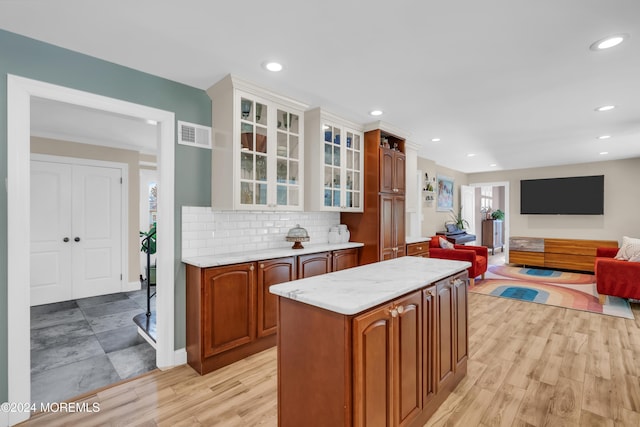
[207,75,308,211]
[305,108,364,212]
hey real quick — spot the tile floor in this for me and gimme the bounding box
[30,289,157,405]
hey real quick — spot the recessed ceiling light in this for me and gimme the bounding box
[146,119,158,125]
[431,138,441,142]
[599,151,609,155]
[467,153,476,157]
[595,105,616,112]
[263,61,283,72]
[489,163,497,167]
[597,135,611,140]
[590,34,629,51]
[369,110,383,116]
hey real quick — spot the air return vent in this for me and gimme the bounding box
[178,121,212,149]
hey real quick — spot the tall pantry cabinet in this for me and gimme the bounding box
[341,128,406,265]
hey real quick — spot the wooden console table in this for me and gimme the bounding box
[509,237,618,272]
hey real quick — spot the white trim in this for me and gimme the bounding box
[137,327,158,349]
[30,153,130,299]
[1,407,8,427]
[7,75,176,425]
[172,348,187,366]
[467,180,511,259]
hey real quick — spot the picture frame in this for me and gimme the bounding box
[436,175,454,211]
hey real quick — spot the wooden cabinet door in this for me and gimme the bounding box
[379,147,394,193]
[354,304,393,427]
[393,291,423,427]
[257,257,296,338]
[332,248,358,271]
[393,151,406,194]
[422,286,436,404]
[380,194,395,260]
[393,195,406,257]
[380,194,406,260]
[436,278,455,391]
[202,263,256,357]
[297,252,332,278]
[453,274,468,370]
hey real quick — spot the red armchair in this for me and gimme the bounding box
[429,236,488,286]
[595,247,640,304]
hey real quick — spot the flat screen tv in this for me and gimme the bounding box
[520,175,604,215]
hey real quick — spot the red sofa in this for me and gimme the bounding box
[429,236,488,286]
[595,247,640,304]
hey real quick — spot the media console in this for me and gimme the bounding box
[509,237,618,273]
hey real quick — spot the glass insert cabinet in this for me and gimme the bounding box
[305,108,364,212]
[208,76,307,211]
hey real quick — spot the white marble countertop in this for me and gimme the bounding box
[405,236,432,244]
[182,242,364,268]
[269,257,470,315]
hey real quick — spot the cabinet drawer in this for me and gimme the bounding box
[406,242,429,257]
[509,251,544,266]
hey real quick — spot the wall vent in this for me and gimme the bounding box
[178,121,212,149]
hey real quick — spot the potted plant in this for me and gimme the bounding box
[447,207,469,230]
[140,223,156,285]
[491,209,505,221]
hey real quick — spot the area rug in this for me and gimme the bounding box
[471,265,634,319]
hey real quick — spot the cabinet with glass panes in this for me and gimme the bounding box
[207,75,308,210]
[304,108,364,212]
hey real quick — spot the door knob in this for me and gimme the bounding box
[74,237,81,242]
[63,237,69,242]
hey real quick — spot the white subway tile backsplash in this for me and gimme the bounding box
[181,206,341,257]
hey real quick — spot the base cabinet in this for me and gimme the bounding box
[353,291,422,427]
[257,257,296,338]
[277,270,468,426]
[186,248,360,375]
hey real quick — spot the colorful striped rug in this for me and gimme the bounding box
[470,265,634,319]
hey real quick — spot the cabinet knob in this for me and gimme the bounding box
[417,246,422,250]
[249,265,255,271]
[389,308,398,318]
[396,305,405,314]
[260,264,264,269]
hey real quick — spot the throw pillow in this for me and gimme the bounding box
[439,237,454,249]
[614,236,640,261]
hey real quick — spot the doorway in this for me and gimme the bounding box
[466,181,510,260]
[7,75,176,425]
[30,155,127,305]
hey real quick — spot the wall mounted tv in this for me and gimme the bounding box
[520,175,604,215]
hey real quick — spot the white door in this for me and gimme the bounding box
[30,161,73,305]
[30,159,123,305]
[461,185,476,243]
[72,165,122,299]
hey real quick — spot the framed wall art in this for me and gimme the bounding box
[436,175,454,211]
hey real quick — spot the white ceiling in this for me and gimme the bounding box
[3,0,640,173]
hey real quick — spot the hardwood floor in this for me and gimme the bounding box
[20,293,640,426]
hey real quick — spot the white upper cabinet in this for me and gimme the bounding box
[207,75,307,211]
[305,108,364,212]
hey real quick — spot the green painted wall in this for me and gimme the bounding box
[0,29,212,402]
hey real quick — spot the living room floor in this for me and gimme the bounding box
[30,289,157,406]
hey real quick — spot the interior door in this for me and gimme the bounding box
[30,158,123,305]
[460,185,476,242]
[30,161,73,305]
[72,164,123,299]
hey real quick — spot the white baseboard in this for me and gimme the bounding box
[173,348,187,366]
[123,281,142,292]
[1,407,8,427]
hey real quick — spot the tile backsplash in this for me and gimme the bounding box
[182,206,341,258]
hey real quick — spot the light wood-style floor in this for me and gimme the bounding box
[20,292,640,427]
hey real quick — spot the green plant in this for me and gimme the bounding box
[447,207,469,230]
[140,223,156,255]
[491,209,505,221]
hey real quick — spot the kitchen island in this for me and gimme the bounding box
[270,256,471,427]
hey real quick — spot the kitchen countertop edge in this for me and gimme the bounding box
[270,257,471,315]
[182,242,364,268]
